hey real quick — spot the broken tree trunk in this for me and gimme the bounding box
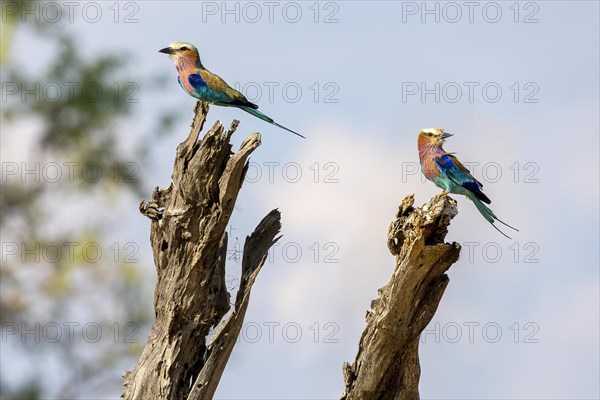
[122,102,281,400]
[341,193,462,400]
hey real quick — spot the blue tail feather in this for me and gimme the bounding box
[239,106,305,139]
[467,193,519,239]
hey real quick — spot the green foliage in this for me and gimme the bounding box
[3,33,142,193]
[0,3,174,397]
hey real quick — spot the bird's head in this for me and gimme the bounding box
[418,128,453,148]
[159,42,200,65]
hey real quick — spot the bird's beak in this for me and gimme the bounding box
[441,132,453,139]
[159,47,174,54]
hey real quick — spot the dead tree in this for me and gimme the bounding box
[341,194,462,400]
[122,101,462,399]
[122,102,281,400]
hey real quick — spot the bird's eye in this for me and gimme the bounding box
[180,47,188,51]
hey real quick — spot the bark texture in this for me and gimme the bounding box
[341,193,462,400]
[122,102,281,400]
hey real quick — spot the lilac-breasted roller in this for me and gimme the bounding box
[159,41,304,138]
[418,128,518,238]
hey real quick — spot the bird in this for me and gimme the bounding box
[417,128,518,238]
[159,41,305,139]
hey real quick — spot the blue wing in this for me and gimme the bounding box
[188,73,207,88]
[187,73,247,104]
[434,154,490,204]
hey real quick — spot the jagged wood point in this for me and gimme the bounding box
[341,193,462,400]
[121,100,462,400]
[122,102,281,400]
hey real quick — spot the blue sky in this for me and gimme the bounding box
[2,1,599,399]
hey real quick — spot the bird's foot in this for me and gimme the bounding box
[432,191,450,202]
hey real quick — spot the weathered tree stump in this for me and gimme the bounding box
[122,102,281,400]
[122,101,463,399]
[341,194,462,400]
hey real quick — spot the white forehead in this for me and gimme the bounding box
[170,41,197,51]
[420,128,444,135]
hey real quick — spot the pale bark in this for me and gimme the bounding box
[341,194,462,400]
[122,101,462,400]
[122,102,281,400]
